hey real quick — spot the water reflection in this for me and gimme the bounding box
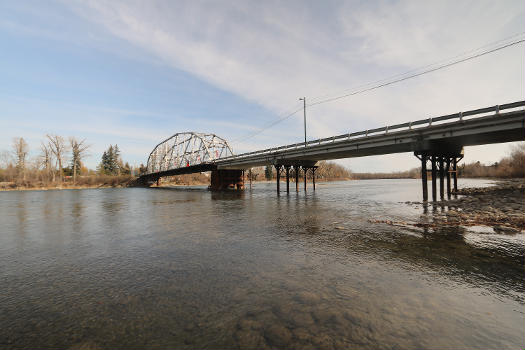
[16,191,27,236]
[0,180,523,349]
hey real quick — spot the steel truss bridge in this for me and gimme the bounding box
[146,132,233,174]
[139,100,525,199]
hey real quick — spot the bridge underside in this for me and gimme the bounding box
[139,163,217,184]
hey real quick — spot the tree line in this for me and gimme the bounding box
[458,144,525,178]
[0,135,134,188]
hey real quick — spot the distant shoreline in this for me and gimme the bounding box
[0,184,130,192]
[1,176,517,192]
[1,177,354,192]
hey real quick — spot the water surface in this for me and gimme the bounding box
[1,179,523,349]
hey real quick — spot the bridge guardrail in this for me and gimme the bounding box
[217,101,525,163]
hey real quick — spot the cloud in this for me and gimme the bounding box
[24,0,525,170]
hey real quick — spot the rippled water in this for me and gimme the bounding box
[1,179,524,349]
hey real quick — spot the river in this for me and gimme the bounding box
[1,179,524,349]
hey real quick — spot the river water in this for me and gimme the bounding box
[1,179,524,349]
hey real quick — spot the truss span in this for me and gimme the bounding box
[146,132,233,174]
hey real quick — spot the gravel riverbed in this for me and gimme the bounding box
[372,179,525,234]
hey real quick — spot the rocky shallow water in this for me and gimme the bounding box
[372,179,525,235]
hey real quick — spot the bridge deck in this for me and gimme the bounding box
[140,101,525,180]
[217,108,524,169]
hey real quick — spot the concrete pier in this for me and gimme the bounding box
[210,170,244,190]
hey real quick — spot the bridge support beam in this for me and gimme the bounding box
[295,166,299,192]
[453,158,458,192]
[210,169,244,191]
[420,153,428,201]
[439,157,445,200]
[304,167,307,191]
[446,158,451,199]
[312,167,317,191]
[415,147,463,201]
[431,156,437,202]
[272,161,317,194]
[275,165,282,193]
[285,166,290,193]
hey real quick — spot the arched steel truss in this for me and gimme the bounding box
[146,132,234,174]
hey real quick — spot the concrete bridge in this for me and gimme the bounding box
[139,100,525,201]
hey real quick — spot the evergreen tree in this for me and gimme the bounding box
[113,145,121,175]
[99,151,106,174]
[121,162,131,175]
[99,145,126,176]
[107,145,115,174]
[264,165,273,180]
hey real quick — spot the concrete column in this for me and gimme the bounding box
[421,154,428,201]
[431,156,437,201]
[275,165,280,193]
[312,168,316,191]
[285,166,290,193]
[446,158,451,199]
[439,156,445,200]
[304,167,307,191]
[453,158,458,192]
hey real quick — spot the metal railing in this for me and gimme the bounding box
[217,100,525,163]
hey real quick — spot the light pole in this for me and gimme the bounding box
[299,97,306,146]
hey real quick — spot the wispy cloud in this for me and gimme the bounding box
[3,0,524,171]
[64,0,524,119]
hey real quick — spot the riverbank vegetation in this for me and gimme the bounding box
[0,135,137,190]
[457,144,524,178]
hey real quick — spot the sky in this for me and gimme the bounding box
[0,0,524,172]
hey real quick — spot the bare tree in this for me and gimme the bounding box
[46,134,67,183]
[69,137,90,184]
[39,142,54,183]
[0,150,12,168]
[12,137,29,181]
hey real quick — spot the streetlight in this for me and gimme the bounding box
[299,97,306,146]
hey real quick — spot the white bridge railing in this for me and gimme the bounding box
[218,101,525,162]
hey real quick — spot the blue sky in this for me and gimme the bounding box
[1,0,524,171]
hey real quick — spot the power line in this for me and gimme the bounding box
[234,35,525,144]
[232,105,303,142]
[308,31,525,105]
[308,38,524,107]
